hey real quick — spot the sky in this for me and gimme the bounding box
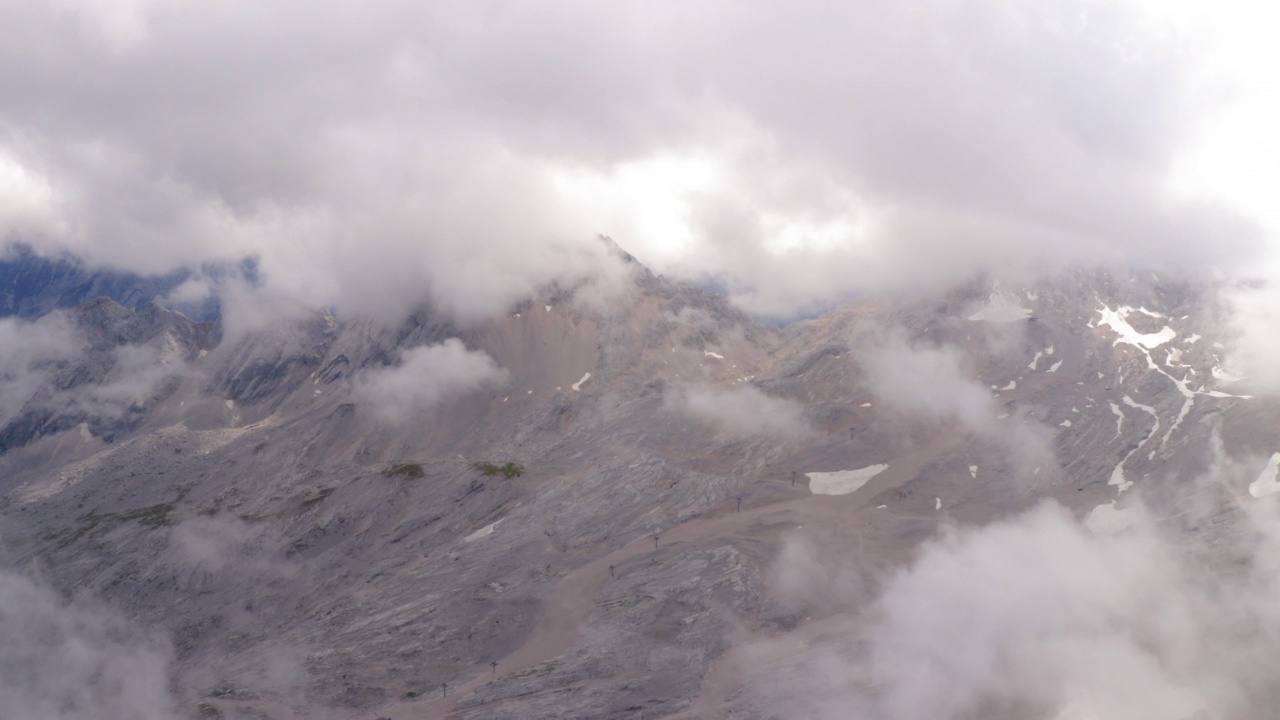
[0,0,1278,321]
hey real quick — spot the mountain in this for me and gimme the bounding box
[0,245,240,321]
[0,251,1273,719]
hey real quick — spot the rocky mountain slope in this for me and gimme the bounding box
[0,245,238,321]
[0,251,1275,719]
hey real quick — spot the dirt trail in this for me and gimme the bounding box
[364,431,958,719]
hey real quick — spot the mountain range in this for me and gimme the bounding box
[0,242,1274,720]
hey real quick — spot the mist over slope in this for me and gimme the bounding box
[1,246,1279,719]
[6,2,1280,718]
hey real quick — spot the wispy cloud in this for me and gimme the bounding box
[0,569,177,720]
[859,329,1054,473]
[353,338,508,424]
[664,382,813,441]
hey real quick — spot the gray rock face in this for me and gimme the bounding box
[0,244,234,321]
[0,264,1272,719]
[0,299,218,453]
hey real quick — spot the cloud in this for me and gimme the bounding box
[352,338,508,424]
[0,308,200,442]
[159,277,212,306]
[860,330,1054,471]
[0,1,1263,322]
[0,314,81,425]
[750,457,1280,720]
[0,569,177,720]
[870,502,1199,720]
[54,343,189,420]
[861,492,1280,720]
[169,516,291,578]
[664,383,813,441]
[861,333,997,431]
[1219,275,1280,396]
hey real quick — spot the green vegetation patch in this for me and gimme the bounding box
[383,463,425,479]
[474,461,524,479]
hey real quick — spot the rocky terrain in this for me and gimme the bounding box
[0,248,1276,719]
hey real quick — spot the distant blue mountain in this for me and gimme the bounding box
[0,245,248,321]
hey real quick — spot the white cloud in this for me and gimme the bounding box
[352,338,508,424]
[55,343,188,420]
[159,277,212,306]
[1220,275,1280,396]
[0,314,81,426]
[169,516,293,578]
[863,493,1280,720]
[0,569,177,720]
[664,383,812,441]
[860,330,1055,472]
[0,0,1265,321]
[753,464,1280,719]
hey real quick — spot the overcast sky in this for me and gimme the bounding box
[0,0,1276,320]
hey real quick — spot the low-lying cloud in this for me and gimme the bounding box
[664,383,813,441]
[860,330,1055,472]
[863,491,1280,720]
[0,314,81,425]
[353,338,508,424]
[1220,276,1280,396]
[56,343,189,421]
[0,569,177,720]
[0,312,197,435]
[749,449,1280,720]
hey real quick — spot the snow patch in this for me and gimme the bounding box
[571,372,591,391]
[1109,396,1159,493]
[807,465,888,496]
[1096,305,1176,349]
[464,518,503,542]
[935,497,942,510]
[78,422,93,442]
[1059,419,1072,427]
[224,400,234,410]
[999,380,1016,391]
[703,350,725,360]
[1203,389,1253,399]
[1029,351,1043,370]
[968,465,978,479]
[1047,360,1063,373]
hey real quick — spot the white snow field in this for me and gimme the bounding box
[806,465,888,496]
